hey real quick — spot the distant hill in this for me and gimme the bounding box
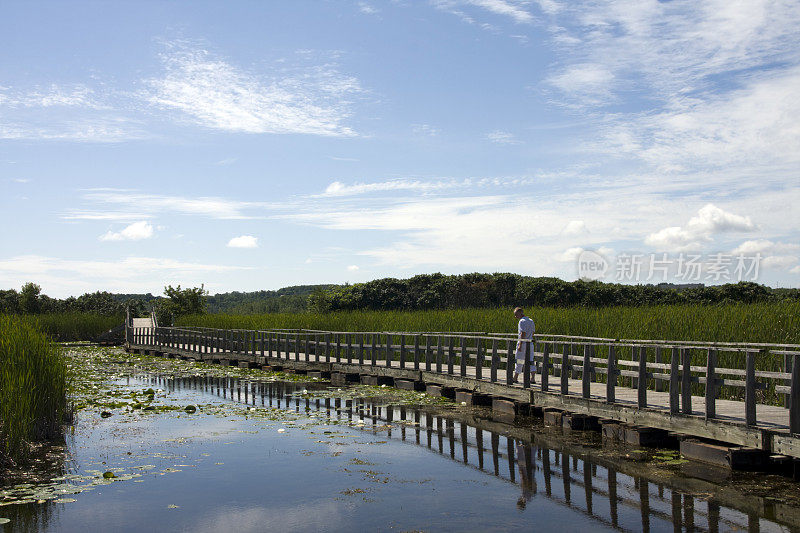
[206,285,339,313]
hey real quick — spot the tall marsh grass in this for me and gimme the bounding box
[180,301,800,344]
[0,315,70,464]
[35,312,122,342]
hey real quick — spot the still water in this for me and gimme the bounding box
[2,373,799,532]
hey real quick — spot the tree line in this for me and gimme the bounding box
[307,273,799,312]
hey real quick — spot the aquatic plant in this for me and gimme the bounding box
[0,315,70,465]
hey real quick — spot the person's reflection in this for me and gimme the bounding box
[516,442,537,509]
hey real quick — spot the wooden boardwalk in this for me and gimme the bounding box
[125,323,800,460]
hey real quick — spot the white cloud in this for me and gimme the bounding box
[99,221,154,242]
[227,235,258,248]
[346,265,360,271]
[561,220,586,236]
[761,255,798,269]
[546,64,614,106]
[0,255,249,298]
[486,130,522,144]
[144,42,361,137]
[645,204,756,251]
[791,265,800,275]
[732,240,800,255]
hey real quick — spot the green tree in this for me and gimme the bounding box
[156,285,207,325]
[19,282,42,314]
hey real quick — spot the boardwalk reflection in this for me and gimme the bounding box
[146,375,799,532]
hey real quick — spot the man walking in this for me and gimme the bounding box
[513,307,535,384]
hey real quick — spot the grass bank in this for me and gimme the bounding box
[0,315,70,465]
[179,301,800,344]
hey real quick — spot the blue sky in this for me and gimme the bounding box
[1,0,799,297]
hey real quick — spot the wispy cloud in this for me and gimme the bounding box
[144,41,362,137]
[486,130,522,144]
[70,189,268,220]
[433,0,534,25]
[99,221,154,242]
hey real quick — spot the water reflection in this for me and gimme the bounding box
[137,375,795,532]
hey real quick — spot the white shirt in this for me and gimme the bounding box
[516,316,535,354]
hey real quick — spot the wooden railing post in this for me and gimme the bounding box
[655,347,664,392]
[490,339,498,383]
[506,340,514,385]
[638,346,648,408]
[425,335,432,372]
[399,334,406,369]
[681,348,692,414]
[325,333,331,363]
[561,344,569,395]
[745,350,757,426]
[523,341,531,388]
[786,353,793,408]
[335,333,341,363]
[606,344,615,403]
[346,333,352,364]
[385,334,392,368]
[582,344,591,398]
[436,336,443,373]
[669,347,679,414]
[371,334,377,366]
[541,342,549,392]
[705,348,716,419]
[476,339,484,381]
[790,354,799,434]
[304,333,310,362]
[413,335,420,370]
[358,334,364,365]
[460,337,467,377]
[448,337,455,375]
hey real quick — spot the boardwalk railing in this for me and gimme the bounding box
[127,325,800,435]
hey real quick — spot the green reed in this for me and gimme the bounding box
[34,312,122,342]
[0,315,70,464]
[179,301,799,345]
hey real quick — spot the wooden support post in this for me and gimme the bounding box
[506,340,514,385]
[335,333,341,363]
[385,334,392,368]
[681,348,692,414]
[267,332,272,357]
[582,344,591,399]
[346,333,352,364]
[448,337,455,375]
[561,344,569,395]
[358,334,364,365]
[399,334,406,369]
[413,335,420,370]
[490,339,498,383]
[790,354,800,435]
[669,347,679,414]
[294,332,300,362]
[523,341,531,389]
[371,334,377,366]
[705,348,716,420]
[476,340,484,381]
[745,351,757,426]
[460,337,467,377]
[606,344,615,403]
[542,343,550,392]
[325,333,331,363]
[638,346,647,408]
